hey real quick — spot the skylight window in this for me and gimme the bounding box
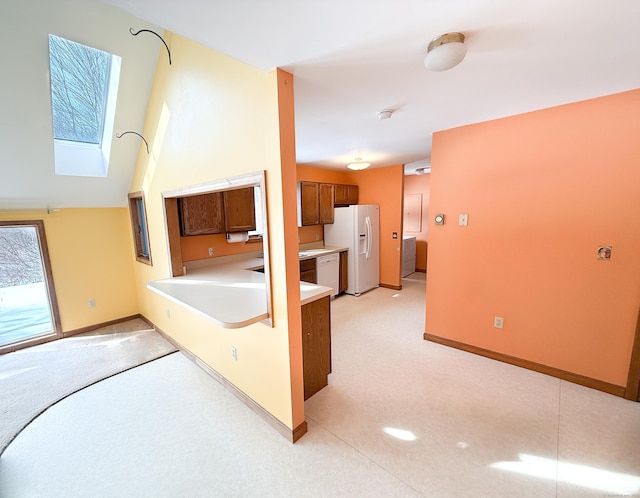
[49,35,110,144]
[48,35,121,177]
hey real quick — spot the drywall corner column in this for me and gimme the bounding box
[277,69,306,432]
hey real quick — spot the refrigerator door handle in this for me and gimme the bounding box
[365,216,372,259]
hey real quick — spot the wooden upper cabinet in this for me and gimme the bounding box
[179,192,225,236]
[179,187,256,236]
[223,187,256,232]
[298,181,320,226]
[346,185,359,205]
[318,183,335,224]
[334,184,359,206]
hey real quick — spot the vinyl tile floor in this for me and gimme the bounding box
[1,273,639,497]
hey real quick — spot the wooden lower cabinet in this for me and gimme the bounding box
[339,250,348,294]
[300,258,317,284]
[301,296,331,400]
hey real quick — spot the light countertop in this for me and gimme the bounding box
[147,247,345,329]
[297,244,347,261]
[147,264,271,329]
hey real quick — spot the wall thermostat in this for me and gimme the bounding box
[434,214,445,225]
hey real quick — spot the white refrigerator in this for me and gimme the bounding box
[324,205,379,296]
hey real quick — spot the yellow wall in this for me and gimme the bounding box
[129,34,301,430]
[0,209,139,331]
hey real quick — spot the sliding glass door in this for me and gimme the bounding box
[0,220,61,353]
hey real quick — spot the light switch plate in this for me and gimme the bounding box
[459,213,468,226]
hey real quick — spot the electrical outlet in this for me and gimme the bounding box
[208,247,214,257]
[88,299,95,308]
[231,346,237,361]
[494,316,504,329]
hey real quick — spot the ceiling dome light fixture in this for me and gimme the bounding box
[424,32,467,71]
[347,157,371,171]
[377,109,393,120]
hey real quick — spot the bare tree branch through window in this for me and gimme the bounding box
[49,35,111,145]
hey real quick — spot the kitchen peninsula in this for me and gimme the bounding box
[148,251,333,328]
[148,246,347,399]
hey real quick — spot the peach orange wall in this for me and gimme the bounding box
[276,69,306,432]
[426,89,640,387]
[298,225,323,245]
[348,165,404,288]
[181,233,261,262]
[403,173,430,271]
[0,209,138,332]
[129,33,299,431]
[297,165,351,184]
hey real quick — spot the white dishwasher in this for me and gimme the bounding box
[316,253,339,297]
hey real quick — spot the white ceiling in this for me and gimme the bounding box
[100,0,640,174]
[0,0,160,209]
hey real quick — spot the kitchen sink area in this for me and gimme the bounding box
[297,244,348,299]
[298,248,338,259]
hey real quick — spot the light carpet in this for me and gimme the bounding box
[0,318,177,454]
[0,352,421,497]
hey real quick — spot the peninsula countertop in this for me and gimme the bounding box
[147,249,343,329]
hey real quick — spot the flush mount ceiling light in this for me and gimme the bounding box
[377,109,393,120]
[424,32,467,71]
[346,157,371,171]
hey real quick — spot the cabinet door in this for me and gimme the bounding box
[318,183,334,224]
[339,250,348,293]
[223,187,256,232]
[334,184,359,206]
[298,182,319,226]
[334,184,349,206]
[300,258,317,283]
[179,192,225,236]
[300,269,317,284]
[301,296,331,400]
[347,185,359,205]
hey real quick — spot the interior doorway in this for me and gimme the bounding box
[0,220,61,353]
